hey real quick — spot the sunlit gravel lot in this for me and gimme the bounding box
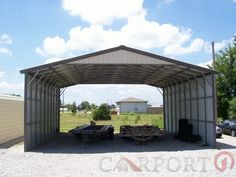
[0,134,236,177]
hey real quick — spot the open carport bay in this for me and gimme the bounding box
[20,46,217,151]
[0,134,236,177]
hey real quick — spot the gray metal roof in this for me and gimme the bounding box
[20,45,216,88]
[116,97,148,104]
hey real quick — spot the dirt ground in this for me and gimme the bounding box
[0,133,236,177]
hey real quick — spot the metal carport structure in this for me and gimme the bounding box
[20,45,217,151]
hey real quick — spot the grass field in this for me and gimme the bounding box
[60,112,164,133]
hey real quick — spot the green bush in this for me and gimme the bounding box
[92,103,111,120]
[71,102,77,116]
[134,114,141,124]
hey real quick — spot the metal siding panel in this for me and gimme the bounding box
[211,74,217,146]
[198,122,205,142]
[198,99,205,121]
[0,98,23,145]
[57,88,60,132]
[167,87,171,132]
[186,100,190,119]
[198,78,204,97]
[72,49,174,65]
[191,121,198,134]
[172,86,176,133]
[163,88,166,131]
[184,83,187,119]
[206,98,214,121]
[189,80,193,124]
[170,86,173,133]
[176,86,180,132]
[207,122,215,145]
[203,76,208,144]
[206,75,213,97]
[50,85,53,136]
[166,87,169,132]
[191,100,197,120]
[196,78,200,134]
[24,74,32,151]
[34,79,40,144]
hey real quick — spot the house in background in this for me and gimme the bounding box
[116,97,148,114]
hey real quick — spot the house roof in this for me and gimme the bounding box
[20,45,217,88]
[116,97,148,104]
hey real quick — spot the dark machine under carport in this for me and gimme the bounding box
[120,125,164,144]
[69,124,114,143]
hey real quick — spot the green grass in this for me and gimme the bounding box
[60,112,164,133]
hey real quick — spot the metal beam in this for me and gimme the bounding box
[154,68,190,84]
[27,70,39,87]
[50,67,73,85]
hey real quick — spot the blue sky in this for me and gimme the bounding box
[0,0,235,106]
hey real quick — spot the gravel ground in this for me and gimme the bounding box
[0,133,236,177]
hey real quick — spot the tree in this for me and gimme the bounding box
[215,36,236,119]
[229,97,236,119]
[92,103,111,120]
[80,101,90,111]
[71,102,77,116]
[90,103,97,110]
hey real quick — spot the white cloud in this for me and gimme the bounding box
[36,0,233,58]
[36,14,194,57]
[35,36,66,56]
[158,0,175,8]
[62,0,145,25]
[198,60,213,68]
[0,47,13,56]
[0,71,6,78]
[44,57,63,64]
[163,38,205,56]
[0,81,23,95]
[0,69,24,96]
[0,34,12,44]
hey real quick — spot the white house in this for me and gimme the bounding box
[116,97,148,114]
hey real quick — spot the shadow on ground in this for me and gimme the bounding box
[31,133,236,154]
[0,136,23,149]
[215,136,236,149]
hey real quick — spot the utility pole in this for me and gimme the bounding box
[212,41,218,135]
[211,42,216,70]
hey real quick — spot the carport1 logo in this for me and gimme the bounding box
[214,151,235,172]
[99,151,235,173]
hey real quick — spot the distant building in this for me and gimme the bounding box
[147,106,163,114]
[116,97,148,114]
[60,107,69,113]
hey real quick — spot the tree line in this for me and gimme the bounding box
[61,101,116,120]
[214,36,236,119]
